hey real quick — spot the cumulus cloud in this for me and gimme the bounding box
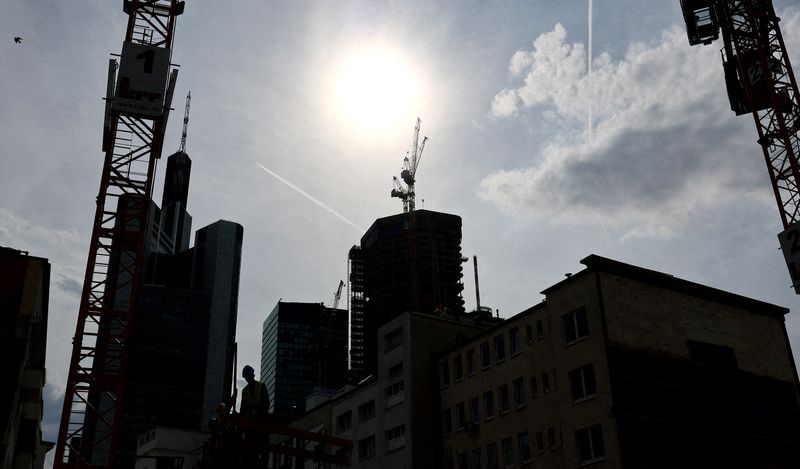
[482,11,800,236]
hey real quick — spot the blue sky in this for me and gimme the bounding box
[3,1,800,463]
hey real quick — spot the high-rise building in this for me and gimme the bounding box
[261,301,348,415]
[0,247,53,469]
[349,209,465,380]
[96,150,243,467]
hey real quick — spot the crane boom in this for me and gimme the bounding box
[680,0,800,292]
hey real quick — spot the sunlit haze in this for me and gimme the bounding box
[331,44,420,135]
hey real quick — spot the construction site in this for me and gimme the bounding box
[2,0,800,468]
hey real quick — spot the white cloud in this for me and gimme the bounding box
[482,10,800,237]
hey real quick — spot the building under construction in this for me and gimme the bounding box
[349,209,465,381]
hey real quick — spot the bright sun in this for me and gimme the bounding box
[332,45,418,135]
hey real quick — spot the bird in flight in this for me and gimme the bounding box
[14,37,22,44]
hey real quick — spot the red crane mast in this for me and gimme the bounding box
[54,1,184,467]
[681,0,800,292]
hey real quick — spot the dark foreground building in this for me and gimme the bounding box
[0,247,52,469]
[349,209,465,381]
[95,150,243,467]
[440,255,800,468]
[261,301,348,415]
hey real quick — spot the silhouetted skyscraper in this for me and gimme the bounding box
[100,150,243,467]
[349,209,465,381]
[261,301,348,415]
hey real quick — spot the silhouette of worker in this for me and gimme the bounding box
[240,365,269,469]
[240,365,269,418]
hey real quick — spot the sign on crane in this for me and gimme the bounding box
[680,0,800,293]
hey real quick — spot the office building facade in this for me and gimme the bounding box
[261,301,349,415]
[93,150,243,466]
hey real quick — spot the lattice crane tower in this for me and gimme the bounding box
[55,1,184,467]
[681,0,800,292]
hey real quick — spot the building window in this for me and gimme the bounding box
[335,411,352,432]
[384,327,403,352]
[454,354,464,381]
[498,384,510,414]
[542,371,550,394]
[494,335,506,362]
[537,319,544,340]
[388,362,403,380]
[456,402,466,430]
[509,327,520,356]
[536,431,544,454]
[440,361,450,387]
[548,427,557,449]
[466,348,476,375]
[358,400,375,421]
[576,424,605,464]
[480,341,491,369]
[487,442,498,469]
[531,376,538,398]
[443,408,453,434]
[483,390,495,419]
[385,381,404,398]
[457,452,469,469]
[513,377,525,409]
[525,324,533,343]
[358,435,376,460]
[471,448,483,469]
[687,340,738,368]
[562,307,589,343]
[386,424,406,452]
[470,396,480,423]
[501,437,514,466]
[518,432,532,462]
[569,364,597,401]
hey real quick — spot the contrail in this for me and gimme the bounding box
[588,0,593,142]
[255,162,365,233]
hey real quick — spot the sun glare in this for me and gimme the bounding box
[333,46,418,135]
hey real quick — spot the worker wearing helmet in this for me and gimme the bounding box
[240,365,270,419]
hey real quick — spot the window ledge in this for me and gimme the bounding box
[511,351,521,358]
[485,416,495,422]
[515,404,526,411]
[565,335,590,348]
[573,394,597,405]
[579,456,606,467]
[496,359,506,365]
[499,409,510,416]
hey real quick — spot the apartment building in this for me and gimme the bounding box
[440,255,800,468]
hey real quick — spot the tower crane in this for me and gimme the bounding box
[55,1,184,467]
[680,0,800,292]
[178,91,191,153]
[391,118,428,212]
[332,279,345,309]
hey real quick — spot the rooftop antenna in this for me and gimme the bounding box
[391,118,428,212]
[178,91,191,153]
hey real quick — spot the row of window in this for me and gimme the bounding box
[447,424,605,469]
[357,424,406,460]
[335,380,406,433]
[443,364,598,433]
[335,399,377,432]
[441,308,590,387]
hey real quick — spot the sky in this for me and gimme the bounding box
[3,0,800,463]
